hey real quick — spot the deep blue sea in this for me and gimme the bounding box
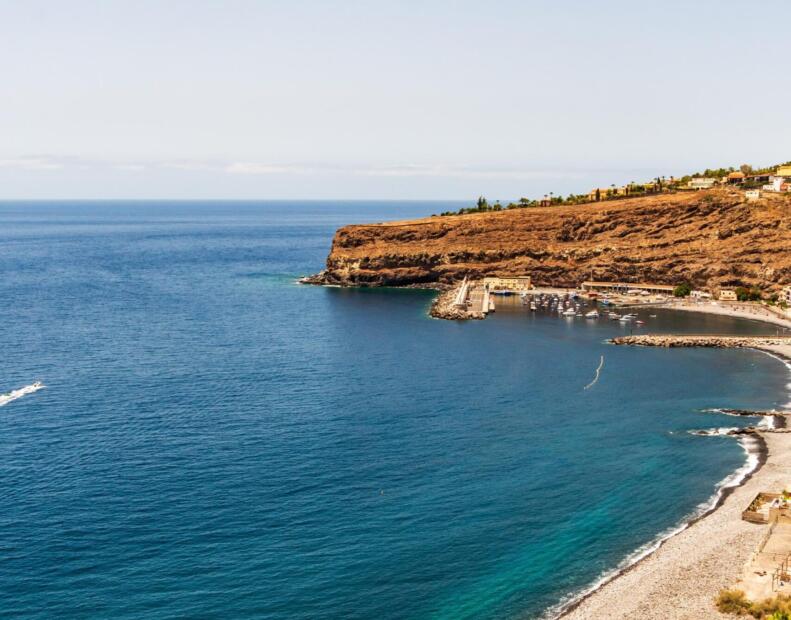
[1,201,790,620]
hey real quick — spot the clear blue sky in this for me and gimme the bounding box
[1,0,789,200]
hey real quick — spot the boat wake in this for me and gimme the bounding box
[583,356,604,390]
[0,382,45,407]
[544,431,763,619]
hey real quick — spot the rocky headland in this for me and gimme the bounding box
[306,188,791,291]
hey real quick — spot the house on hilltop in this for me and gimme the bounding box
[765,166,791,192]
[727,171,746,185]
[687,177,717,190]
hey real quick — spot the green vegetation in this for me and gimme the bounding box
[673,283,692,297]
[716,589,791,618]
[735,286,763,302]
[438,160,791,217]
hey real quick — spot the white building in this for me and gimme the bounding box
[483,276,532,291]
[691,290,712,300]
[687,177,717,190]
[745,189,761,201]
[783,285,791,305]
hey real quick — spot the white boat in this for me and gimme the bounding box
[619,315,632,321]
[562,308,577,317]
[529,303,537,311]
[585,310,599,318]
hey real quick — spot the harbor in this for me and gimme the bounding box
[431,276,664,323]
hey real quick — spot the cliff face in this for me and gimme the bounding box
[314,189,791,291]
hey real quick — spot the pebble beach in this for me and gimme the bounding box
[560,341,791,619]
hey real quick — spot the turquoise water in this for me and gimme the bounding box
[1,201,789,620]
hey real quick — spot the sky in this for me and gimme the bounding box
[1,0,790,200]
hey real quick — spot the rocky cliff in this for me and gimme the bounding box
[309,189,791,291]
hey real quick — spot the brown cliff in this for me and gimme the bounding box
[309,188,791,291]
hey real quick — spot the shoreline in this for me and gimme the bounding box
[555,428,791,620]
[304,277,791,617]
[661,301,791,332]
[552,306,791,619]
[552,431,769,619]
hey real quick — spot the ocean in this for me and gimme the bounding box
[1,201,789,620]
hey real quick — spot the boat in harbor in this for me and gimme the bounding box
[562,308,577,317]
[585,310,599,318]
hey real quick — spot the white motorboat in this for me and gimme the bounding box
[585,310,599,318]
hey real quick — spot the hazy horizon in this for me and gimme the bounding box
[2,0,790,200]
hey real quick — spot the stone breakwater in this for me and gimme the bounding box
[429,286,484,320]
[611,335,791,348]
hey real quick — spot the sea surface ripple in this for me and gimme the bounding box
[1,201,789,620]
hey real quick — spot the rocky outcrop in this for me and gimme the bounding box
[310,189,791,290]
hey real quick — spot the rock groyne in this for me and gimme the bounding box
[611,335,791,348]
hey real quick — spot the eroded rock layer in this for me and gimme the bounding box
[310,189,791,291]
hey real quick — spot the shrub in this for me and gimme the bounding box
[673,282,692,297]
[716,589,791,618]
[716,589,751,615]
[735,286,762,302]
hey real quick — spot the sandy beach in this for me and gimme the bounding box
[559,339,791,619]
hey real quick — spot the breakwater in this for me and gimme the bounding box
[611,335,791,348]
[430,284,485,320]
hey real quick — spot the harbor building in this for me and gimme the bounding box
[580,281,674,295]
[483,276,532,292]
[719,289,738,301]
[782,285,791,305]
